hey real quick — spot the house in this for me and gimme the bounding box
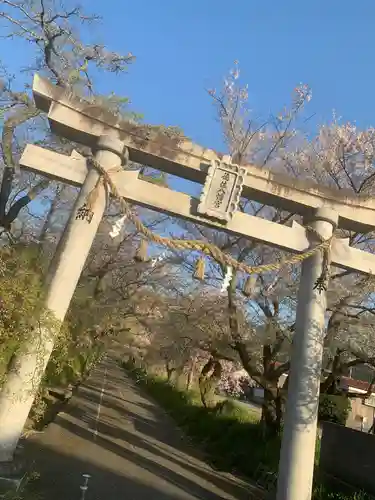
[244,363,375,432]
[340,375,375,432]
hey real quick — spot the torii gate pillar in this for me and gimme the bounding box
[276,207,338,500]
[0,136,127,463]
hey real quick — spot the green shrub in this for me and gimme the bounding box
[318,394,351,426]
[0,244,50,383]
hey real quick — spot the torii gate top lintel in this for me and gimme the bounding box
[32,74,375,234]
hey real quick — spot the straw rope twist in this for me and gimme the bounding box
[77,156,333,290]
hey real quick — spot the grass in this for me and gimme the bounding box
[124,362,373,500]
[125,363,280,477]
[216,396,261,423]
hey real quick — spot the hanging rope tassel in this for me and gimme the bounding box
[134,239,148,262]
[193,257,205,281]
[313,245,332,293]
[76,177,102,224]
[242,275,258,297]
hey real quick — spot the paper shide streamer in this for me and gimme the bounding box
[151,252,167,268]
[109,215,127,238]
[221,266,233,292]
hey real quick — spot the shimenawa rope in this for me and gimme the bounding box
[75,156,332,292]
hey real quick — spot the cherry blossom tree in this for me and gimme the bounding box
[170,63,375,435]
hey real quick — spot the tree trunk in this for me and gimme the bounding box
[129,355,136,367]
[261,386,282,436]
[174,365,185,389]
[186,359,195,391]
[199,357,222,408]
[165,362,175,382]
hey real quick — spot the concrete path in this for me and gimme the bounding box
[24,355,262,499]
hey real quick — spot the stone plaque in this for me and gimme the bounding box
[197,159,246,222]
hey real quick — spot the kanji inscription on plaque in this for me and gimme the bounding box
[197,159,246,222]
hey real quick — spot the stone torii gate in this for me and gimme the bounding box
[0,74,375,500]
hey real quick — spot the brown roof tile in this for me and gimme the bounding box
[341,376,372,392]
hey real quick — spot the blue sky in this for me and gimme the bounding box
[2,0,375,212]
[3,0,375,164]
[85,0,375,151]
[87,0,375,199]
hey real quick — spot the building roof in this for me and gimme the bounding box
[340,376,373,394]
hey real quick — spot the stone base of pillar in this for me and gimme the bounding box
[0,444,27,493]
[0,476,24,494]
